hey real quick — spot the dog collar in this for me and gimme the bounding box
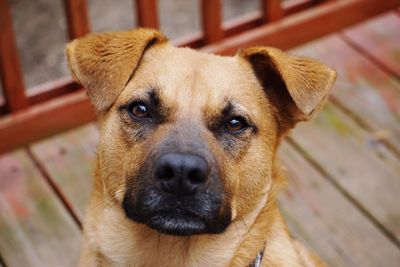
[248,243,266,267]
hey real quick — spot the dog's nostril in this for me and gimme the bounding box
[188,168,206,184]
[157,164,175,181]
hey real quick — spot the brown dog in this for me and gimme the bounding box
[66,28,335,267]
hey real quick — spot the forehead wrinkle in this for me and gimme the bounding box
[120,70,159,101]
[173,64,210,119]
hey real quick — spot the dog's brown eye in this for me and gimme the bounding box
[226,117,246,132]
[130,102,149,119]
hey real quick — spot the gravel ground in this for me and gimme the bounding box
[7,0,259,90]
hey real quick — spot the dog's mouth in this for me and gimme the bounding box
[122,187,231,236]
[146,209,209,235]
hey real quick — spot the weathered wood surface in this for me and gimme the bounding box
[0,150,81,267]
[289,102,400,242]
[28,120,400,266]
[279,142,400,267]
[343,12,400,78]
[30,123,99,220]
[290,34,400,154]
[27,116,400,266]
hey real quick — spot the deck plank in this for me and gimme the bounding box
[28,120,400,266]
[343,12,400,77]
[290,34,400,154]
[29,123,99,220]
[279,142,400,267]
[29,114,398,266]
[0,150,81,267]
[289,102,400,243]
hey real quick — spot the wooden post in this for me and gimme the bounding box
[0,0,28,112]
[261,0,283,22]
[64,0,90,39]
[135,0,159,29]
[201,0,224,43]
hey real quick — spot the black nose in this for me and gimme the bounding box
[155,153,209,195]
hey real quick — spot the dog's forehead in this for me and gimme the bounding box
[121,43,265,115]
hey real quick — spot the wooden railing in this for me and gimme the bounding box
[0,0,399,153]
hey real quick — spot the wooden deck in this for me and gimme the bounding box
[0,11,399,267]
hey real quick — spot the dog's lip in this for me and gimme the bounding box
[151,198,206,219]
[147,211,208,236]
[154,206,203,220]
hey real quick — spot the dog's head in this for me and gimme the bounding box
[66,29,335,236]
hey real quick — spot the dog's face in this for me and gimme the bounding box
[100,45,278,235]
[66,29,335,236]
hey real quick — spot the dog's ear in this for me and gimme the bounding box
[66,28,168,111]
[239,46,336,132]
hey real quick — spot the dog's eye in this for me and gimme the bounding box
[130,102,150,119]
[226,117,247,133]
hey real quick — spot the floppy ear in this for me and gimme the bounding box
[66,28,168,111]
[239,46,336,131]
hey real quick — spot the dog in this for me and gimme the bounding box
[66,28,335,267]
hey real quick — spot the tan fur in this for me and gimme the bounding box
[66,29,335,267]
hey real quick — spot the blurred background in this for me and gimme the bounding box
[0,0,399,267]
[9,0,259,89]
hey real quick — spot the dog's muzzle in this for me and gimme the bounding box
[122,152,231,236]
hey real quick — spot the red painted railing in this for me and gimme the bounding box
[0,0,399,153]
